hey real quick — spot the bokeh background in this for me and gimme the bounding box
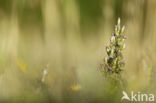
[0,0,156,103]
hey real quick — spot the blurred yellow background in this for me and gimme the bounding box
[0,0,156,102]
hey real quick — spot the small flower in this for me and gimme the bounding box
[121,26,125,34]
[41,64,49,83]
[70,83,81,92]
[110,35,116,43]
[16,59,28,73]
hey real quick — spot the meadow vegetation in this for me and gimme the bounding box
[0,0,156,103]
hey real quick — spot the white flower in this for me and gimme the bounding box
[43,69,48,76]
[41,64,49,82]
[110,35,115,43]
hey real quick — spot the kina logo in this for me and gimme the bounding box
[121,91,155,102]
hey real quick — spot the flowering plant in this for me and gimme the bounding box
[100,18,126,76]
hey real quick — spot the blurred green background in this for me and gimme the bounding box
[0,0,156,103]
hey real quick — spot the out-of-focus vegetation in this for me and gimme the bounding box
[0,0,156,103]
